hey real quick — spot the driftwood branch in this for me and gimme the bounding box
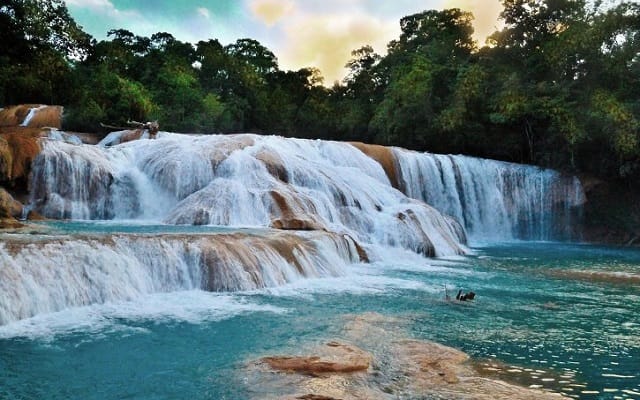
[100,120,160,138]
[99,122,129,130]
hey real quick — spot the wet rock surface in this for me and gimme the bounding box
[248,313,568,400]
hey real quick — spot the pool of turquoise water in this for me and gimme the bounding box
[1,240,639,399]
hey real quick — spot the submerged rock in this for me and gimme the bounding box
[270,218,325,231]
[249,313,569,400]
[261,342,372,375]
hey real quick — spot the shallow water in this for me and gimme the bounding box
[1,239,639,399]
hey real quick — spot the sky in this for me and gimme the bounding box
[66,0,504,84]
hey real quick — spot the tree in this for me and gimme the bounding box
[64,64,154,131]
[0,0,91,104]
[225,38,278,76]
[369,9,477,152]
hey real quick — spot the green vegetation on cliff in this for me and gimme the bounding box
[1,0,640,184]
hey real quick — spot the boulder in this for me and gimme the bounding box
[268,190,327,232]
[0,187,23,218]
[256,150,289,182]
[0,187,24,229]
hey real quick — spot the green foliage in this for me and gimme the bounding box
[0,0,91,105]
[371,56,438,148]
[591,90,639,157]
[3,0,640,184]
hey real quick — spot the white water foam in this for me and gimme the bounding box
[0,291,287,341]
[393,149,585,241]
[30,134,467,256]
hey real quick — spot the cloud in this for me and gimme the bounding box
[279,13,397,84]
[66,0,504,83]
[197,7,211,19]
[65,0,113,11]
[249,0,295,26]
[442,0,503,44]
[66,0,139,18]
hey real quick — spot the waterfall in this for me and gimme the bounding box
[19,105,46,127]
[27,133,586,247]
[4,132,588,325]
[393,150,585,241]
[29,134,468,257]
[0,231,362,325]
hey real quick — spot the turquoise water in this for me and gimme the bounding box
[1,241,639,399]
[37,220,264,235]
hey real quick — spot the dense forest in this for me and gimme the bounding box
[1,0,639,184]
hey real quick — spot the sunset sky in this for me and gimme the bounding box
[66,0,504,84]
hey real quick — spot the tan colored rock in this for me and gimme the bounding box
[0,137,12,181]
[0,105,39,127]
[349,142,400,189]
[547,268,640,285]
[26,210,46,221]
[0,105,62,128]
[0,217,23,229]
[270,218,324,231]
[268,190,327,233]
[0,187,23,218]
[256,149,289,182]
[261,342,372,375]
[0,127,44,183]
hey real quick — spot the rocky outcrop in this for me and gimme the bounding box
[0,108,52,227]
[579,176,640,245]
[0,128,43,183]
[0,187,24,228]
[0,187,23,218]
[0,126,46,227]
[249,313,569,400]
[349,142,400,189]
[98,121,160,146]
[0,105,62,128]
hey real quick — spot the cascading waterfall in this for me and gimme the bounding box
[1,132,585,325]
[19,105,46,127]
[0,231,362,325]
[30,134,468,257]
[393,149,585,242]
